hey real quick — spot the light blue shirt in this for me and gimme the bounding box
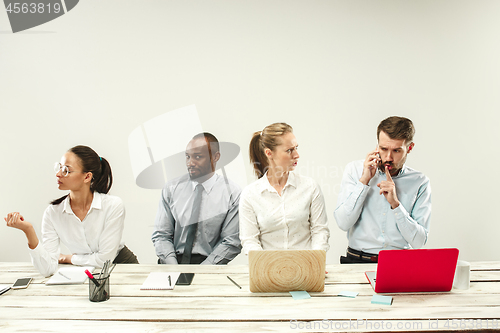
[334,160,431,254]
[152,173,241,265]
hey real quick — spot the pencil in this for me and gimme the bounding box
[227,276,241,289]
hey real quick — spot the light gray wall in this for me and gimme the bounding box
[1,0,499,264]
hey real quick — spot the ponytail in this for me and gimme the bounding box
[249,131,268,178]
[50,194,68,205]
[50,146,113,205]
[92,157,113,194]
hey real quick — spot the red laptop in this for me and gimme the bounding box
[365,248,459,293]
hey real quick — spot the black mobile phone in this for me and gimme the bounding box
[12,277,33,289]
[176,273,195,285]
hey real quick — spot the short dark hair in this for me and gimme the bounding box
[192,132,219,156]
[377,116,415,145]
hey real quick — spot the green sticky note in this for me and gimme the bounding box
[289,291,311,300]
[371,295,393,305]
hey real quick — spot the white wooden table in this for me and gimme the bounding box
[0,262,499,332]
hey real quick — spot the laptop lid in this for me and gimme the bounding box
[366,248,459,293]
[249,249,326,293]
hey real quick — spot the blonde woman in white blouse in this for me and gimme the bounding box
[239,123,330,254]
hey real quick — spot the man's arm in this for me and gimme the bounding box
[201,190,242,265]
[377,167,431,248]
[151,188,178,265]
[392,180,431,248]
[334,161,371,231]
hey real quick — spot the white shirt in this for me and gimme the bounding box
[29,192,125,277]
[239,171,330,254]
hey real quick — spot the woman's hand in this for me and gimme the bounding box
[5,212,32,232]
[4,212,39,249]
[58,254,73,264]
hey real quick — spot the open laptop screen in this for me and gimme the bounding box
[366,248,459,293]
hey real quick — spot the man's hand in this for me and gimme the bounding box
[58,254,73,264]
[377,166,400,209]
[360,149,380,185]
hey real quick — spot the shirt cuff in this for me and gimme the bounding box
[393,205,410,232]
[160,255,179,265]
[243,245,263,255]
[71,254,88,266]
[28,242,43,255]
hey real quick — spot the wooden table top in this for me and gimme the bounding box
[0,262,499,332]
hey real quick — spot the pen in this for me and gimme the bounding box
[85,269,100,287]
[58,271,71,280]
[86,269,109,298]
[227,276,241,289]
[107,264,116,278]
[0,287,10,296]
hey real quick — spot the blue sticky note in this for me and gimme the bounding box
[289,291,311,300]
[338,291,359,298]
[371,295,393,305]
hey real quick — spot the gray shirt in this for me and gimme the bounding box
[152,173,242,264]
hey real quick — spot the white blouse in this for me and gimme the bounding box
[29,192,125,277]
[239,171,330,254]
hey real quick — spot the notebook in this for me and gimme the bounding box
[141,272,181,290]
[249,249,326,293]
[365,248,459,293]
[45,266,95,285]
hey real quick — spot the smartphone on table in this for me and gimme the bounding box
[12,277,33,289]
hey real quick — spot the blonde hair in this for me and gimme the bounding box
[249,123,293,178]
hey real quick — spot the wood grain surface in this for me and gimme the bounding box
[248,250,326,292]
[1,262,499,332]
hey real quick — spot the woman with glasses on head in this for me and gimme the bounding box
[4,145,138,277]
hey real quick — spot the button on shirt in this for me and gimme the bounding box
[334,160,431,254]
[152,173,242,265]
[29,192,126,277]
[239,171,330,254]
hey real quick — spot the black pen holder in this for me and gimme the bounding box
[89,276,110,302]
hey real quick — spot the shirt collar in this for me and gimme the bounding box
[62,192,101,214]
[191,173,217,194]
[259,171,297,193]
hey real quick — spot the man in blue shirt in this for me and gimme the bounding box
[334,116,431,264]
[152,133,241,265]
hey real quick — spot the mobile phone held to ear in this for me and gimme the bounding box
[12,277,33,289]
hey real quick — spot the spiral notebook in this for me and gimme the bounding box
[141,272,181,290]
